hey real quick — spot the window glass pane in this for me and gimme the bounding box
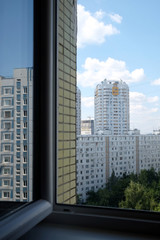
[75,0,160,211]
[0,0,33,204]
[57,0,160,213]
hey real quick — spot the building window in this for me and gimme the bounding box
[24,134,27,139]
[4,111,11,118]
[24,87,27,93]
[24,122,27,128]
[4,145,11,151]
[4,122,11,129]
[24,110,27,116]
[3,179,10,186]
[16,180,20,187]
[16,81,21,89]
[23,192,27,198]
[24,99,27,105]
[23,168,27,175]
[17,94,21,101]
[24,145,27,151]
[4,99,12,106]
[4,88,12,94]
[4,133,11,140]
[4,168,10,175]
[17,106,20,112]
[3,156,11,163]
[23,180,27,186]
[23,157,27,163]
[3,191,10,198]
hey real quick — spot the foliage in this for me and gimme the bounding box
[85,168,160,212]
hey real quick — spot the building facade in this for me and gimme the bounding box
[76,87,81,135]
[77,135,106,202]
[0,68,33,202]
[81,119,94,135]
[94,79,129,135]
[57,0,77,204]
[77,134,160,202]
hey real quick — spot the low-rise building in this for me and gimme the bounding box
[81,119,94,135]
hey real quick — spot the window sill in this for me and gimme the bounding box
[0,199,52,240]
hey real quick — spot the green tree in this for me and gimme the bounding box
[86,190,100,205]
[119,181,151,210]
[138,168,158,188]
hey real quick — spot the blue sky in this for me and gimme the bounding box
[77,0,160,133]
[0,0,33,77]
[0,0,160,133]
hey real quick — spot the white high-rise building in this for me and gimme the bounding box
[0,68,33,202]
[76,87,81,135]
[94,79,129,135]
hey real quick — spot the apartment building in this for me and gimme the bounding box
[77,134,160,202]
[139,135,160,172]
[0,68,33,202]
[94,79,129,135]
[76,135,106,202]
[76,87,81,135]
[81,119,94,135]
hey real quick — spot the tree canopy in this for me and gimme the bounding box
[84,168,160,212]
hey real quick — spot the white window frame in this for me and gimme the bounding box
[3,179,10,186]
[4,87,12,95]
[4,133,11,140]
[3,191,10,198]
[4,99,12,106]
[3,167,10,175]
[4,121,11,129]
[3,155,11,163]
[4,144,11,151]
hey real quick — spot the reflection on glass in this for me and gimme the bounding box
[0,0,33,202]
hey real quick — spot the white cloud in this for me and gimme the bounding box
[78,57,145,87]
[130,91,160,133]
[130,92,159,105]
[151,78,160,85]
[77,4,120,48]
[130,92,146,103]
[109,13,123,24]
[82,97,94,108]
[94,10,105,20]
[148,96,159,103]
[151,108,159,112]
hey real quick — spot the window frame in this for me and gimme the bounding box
[4,121,11,130]
[0,0,160,239]
[0,0,54,238]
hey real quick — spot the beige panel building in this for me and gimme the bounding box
[57,0,77,204]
